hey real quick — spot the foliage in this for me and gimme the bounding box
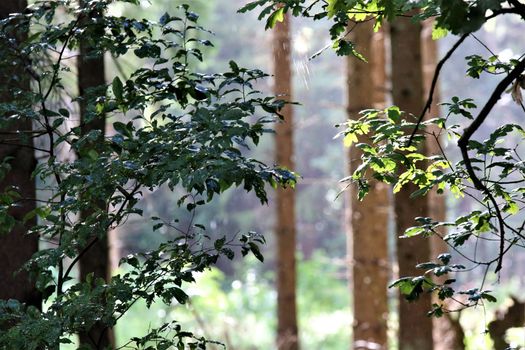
[0,1,295,349]
[245,0,525,317]
[116,0,348,278]
[116,253,349,350]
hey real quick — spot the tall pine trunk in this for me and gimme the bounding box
[0,0,41,310]
[77,1,114,347]
[347,22,389,350]
[421,21,465,350]
[390,15,434,350]
[274,12,299,350]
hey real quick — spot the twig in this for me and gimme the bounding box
[507,0,525,17]
[63,183,139,282]
[0,141,50,153]
[407,33,469,146]
[40,17,82,296]
[457,56,525,272]
[471,34,500,61]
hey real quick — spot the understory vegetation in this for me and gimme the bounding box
[1,0,525,349]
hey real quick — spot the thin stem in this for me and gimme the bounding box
[457,57,525,272]
[407,33,469,146]
[62,184,140,282]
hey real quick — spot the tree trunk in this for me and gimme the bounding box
[421,20,465,350]
[488,298,525,350]
[274,12,299,350]
[0,0,41,310]
[390,15,434,350]
[77,1,114,347]
[347,22,390,350]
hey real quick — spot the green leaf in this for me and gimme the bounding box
[327,0,339,17]
[428,304,444,318]
[112,77,124,101]
[437,253,451,265]
[214,236,226,250]
[481,292,497,303]
[249,242,264,262]
[343,132,358,147]
[333,39,366,60]
[403,226,425,238]
[504,201,519,215]
[52,117,64,129]
[159,12,171,25]
[386,106,401,123]
[171,287,188,304]
[266,7,285,29]
[58,108,70,117]
[238,0,268,13]
[416,262,440,270]
[432,25,448,40]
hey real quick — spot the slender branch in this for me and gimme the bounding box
[407,33,469,146]
[487,7,525,21]
[458,58,525,146]
[36,11,89,296]
[429,130,455,171]
[0,141,50,153]
[457,56,525,272]
[471,34,500,62]
[309,21,359,60]
[63,184,140,281]
[0,129,47,135]
[507,0,525,18]
[42,17,82,103]
[63,236,99,282]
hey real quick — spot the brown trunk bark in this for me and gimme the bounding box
[390,15,434,350]
[77,1,114,347]
[274,12,299,350]
[488,298,525,350]
[0,0,41,310]
[347,22,390,350]
[421,21,465,350]
[372,27,389,110]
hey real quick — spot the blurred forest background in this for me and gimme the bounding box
[108,1,351,348]
[3,0,525,349]
[95,1,525,349]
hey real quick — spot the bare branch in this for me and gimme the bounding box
[457,57,525,272]
[407,33,469,146]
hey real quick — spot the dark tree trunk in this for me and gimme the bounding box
[347,21,390,350]
[77,1,114,347]
[274,12,299,350]
[390,15,434,350]
[0,0,41,310]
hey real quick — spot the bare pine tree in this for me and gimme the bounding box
[274,11,299,350]
[347,21,390,350]
[391,14,434,350]
[77,1,114,347]
[0,0,41,310]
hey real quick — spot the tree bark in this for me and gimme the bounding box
[347,22,390,350]
[274,12,299,350]
[390,15,434,350]
[488,298,525,350]
[0,0,41,310]
[77,1,114,347]
[421,20,465,350]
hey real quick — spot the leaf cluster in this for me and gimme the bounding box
[0,1,295,348]
[241,0,525,58]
